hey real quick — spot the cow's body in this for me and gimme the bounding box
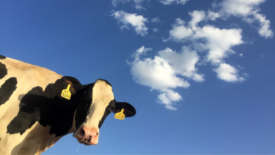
[0,55,136,155]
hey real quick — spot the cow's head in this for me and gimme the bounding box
[72,79,136,145]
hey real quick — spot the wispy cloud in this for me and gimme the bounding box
[168,11,244,66]
[159,0,189,5]
[128,46,203,110]
[153,28,159,32]
[112,0,147,10]
[214,63,245,82]
[112,11,148,36]
[112,0,189,8]
[112,0,129,7]
[151,17,161,23]
[213,0,273,38]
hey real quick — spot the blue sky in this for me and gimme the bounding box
[1,0,275,154]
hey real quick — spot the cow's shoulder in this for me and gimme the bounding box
[7,76,83,137]
[0,57,83,137]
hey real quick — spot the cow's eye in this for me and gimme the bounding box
[106,105,114,113]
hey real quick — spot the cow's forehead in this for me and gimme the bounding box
[92,80,114,103]
[86,80,114,120]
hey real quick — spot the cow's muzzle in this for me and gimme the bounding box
[74,126,99,145]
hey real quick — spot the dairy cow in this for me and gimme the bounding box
[0,55,136,155]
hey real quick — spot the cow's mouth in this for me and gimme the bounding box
[77,138,97,145]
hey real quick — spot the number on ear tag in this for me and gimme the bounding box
[114,109,125,120]
[61,84,71,100]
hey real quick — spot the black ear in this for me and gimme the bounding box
[62,76,83,95]
[113,102,136,117]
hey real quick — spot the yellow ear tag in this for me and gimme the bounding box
[61,84,71,100]
[114,109,125,120]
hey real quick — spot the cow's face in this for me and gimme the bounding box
[73,79,136,145]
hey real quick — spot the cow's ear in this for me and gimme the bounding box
[62,76,82,94]
[113,102,136,117]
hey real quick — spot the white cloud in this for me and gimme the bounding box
[169,25,193,40]
[112,11,148,36]
[217,0,273,38]
[130,47,190,90]
[132,46,152,57]
[158,47,204,82]
[218,0,265,17]
[189,10,206,29]
[112,0,190,7]
[207,10,221,21]
[167,11,245,83]
[169,18,193,40]
[129,46,203,110]
[159,0,189,5]
[112,0,147,10]
[158,89,182,110]
[133,0,146,10]
[213,63,244,82]
[151,17,161,23]
[252,12,273,38]
[153,28,159,32]
[169,12,244,65]
[175,18,185,25]
[193,25,243,65]
[112,0,130,6]
[117,0,272,110]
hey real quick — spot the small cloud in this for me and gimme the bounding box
[133,0,146,10]
[158,89,182,110]
[207,10,221,21]
[151,17,161,23]
[239,53,243,57]
[112,0,147,10]
[112,0,129,7]
[153,28,159,32]
[213,63,245,82]
[112,11,148,36]
[175,18,185,25]
[159,0,189,5]
[169,18,193,41]
[260,53,264,58]
[189,10,206,29]
[252,12,273,38]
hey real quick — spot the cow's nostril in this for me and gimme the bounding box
[79,128,85,138]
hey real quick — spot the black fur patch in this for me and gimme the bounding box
[74,84,93,130]
[0,62,7,79]
[0,78,17,106]
[7,78,82,136]
[0,55,6,59]
[98,100,115,128]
